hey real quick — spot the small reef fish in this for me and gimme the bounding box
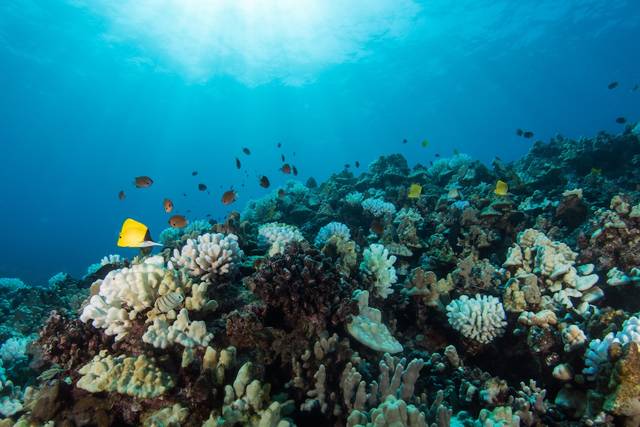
[608,81,619,89]
[117,218,162,248]
[221,190,237,205]
[453,148,460,155]
[616,117,627,124]
[134,176,153,188]
[632,84,639,92]
[281,154,285,162]
[168,215,188,228]
[277,189,285,199]
[516,129,524,136]
[259,176,270,188]
[370,220,384,235]
[421,139,429,148]
[242,147,251,155]
[163,198,174,213]
[198,183,207,191]
[118,190,126,201]
[355,161,360,168]
[434,153,440,158]
[344,164,350,169]
[494,180,509,196]
[292,165,298,176]
[281,164,291,174]
[192,171,198,176]
[402,138,407,144]
[235,158,241,169]
[407,183,422,199]
[523,131,534,139]
[277,142,282,148]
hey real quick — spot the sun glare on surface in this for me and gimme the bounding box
[74,0,421,85]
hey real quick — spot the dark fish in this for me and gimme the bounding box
[292,165,298,176]
[402,138,407,144]
[523,131,534,139]
[344,164,350,169]
[242,147,251,155]
[277,142,282,148]
[259,176,270,188]
[516,129,523,136]
[168,215,187,228]
[134,176,153,188]
[355,161,360,168]
[281,164,291,174]
[616,117,627,124]
[281,154,285,162]
[118,190,126,201]
[277,189,285,198]
[198,183,207,191]
[633,84,639,92]
[183,193,187,197]
[187,209,191,213]
[434,153,440,158]
[608,81,619,90]
[370,220,384,235]
[221,190,237,205]
[192,171,198,176]
[235,158,241,169]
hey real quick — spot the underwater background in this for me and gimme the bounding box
[1,0,639,284]
[3,2,640,426]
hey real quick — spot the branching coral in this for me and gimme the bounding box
[77,350,174,398]
[314,221,351,246]
[258,222,305,256]
[360,244,398,299]
[169,232,243,281]
[446,294,506,344]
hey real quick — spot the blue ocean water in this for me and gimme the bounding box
[0,0,638,284]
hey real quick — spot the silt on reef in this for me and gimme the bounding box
[2,126,640,426]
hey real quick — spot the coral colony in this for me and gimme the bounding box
[2,126,640,426]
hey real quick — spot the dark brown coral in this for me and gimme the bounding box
[244,242,358,337]
[33,311,112,371]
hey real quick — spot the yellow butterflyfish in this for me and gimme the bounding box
[494,180,509,196]
[117,218,162,248]
[408,183,422,199]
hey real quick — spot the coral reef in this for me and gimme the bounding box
[2,126,640,426]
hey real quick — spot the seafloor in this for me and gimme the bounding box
[1,123,640,427]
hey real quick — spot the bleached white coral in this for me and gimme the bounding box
[347,290,403,354]
[143,309,212,349]
[0,278,26,290]
[314,222,351,246]
[362,197,396,217]
[258,222,304,256]
[47,272,69,287]
[80,256,169,340]
[446,294,507,344]
[0,336,31,366]
[360,244,397,299]
[84,254,125,278]
[583,316,640,380]
[169,233,243,281]
[345,191,364,205]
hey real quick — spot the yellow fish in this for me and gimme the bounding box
[117,218,162,248]
[408,183,422,199]
[421,139,429,148]
[590,167,602,175]
[494,180,508,196]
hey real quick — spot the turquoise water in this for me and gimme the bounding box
[1,0,639,283]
